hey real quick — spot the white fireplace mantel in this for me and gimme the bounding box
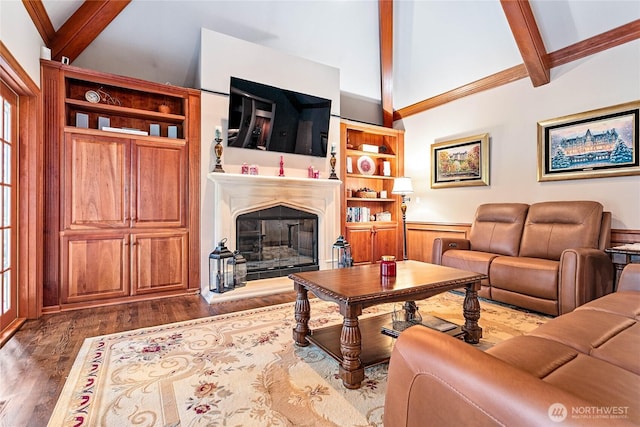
[203,172,342,301]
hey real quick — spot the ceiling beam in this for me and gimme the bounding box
[395,20,640,120]
[548,20,640,68]
[22,0,56,46]
[379,0,394,128]
[500,0,549,87]
[50,0,131,62]
[394,64,529,121]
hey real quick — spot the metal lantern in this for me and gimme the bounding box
[332,235,353,269]
[230,250,247,288]
[209,238,234,293]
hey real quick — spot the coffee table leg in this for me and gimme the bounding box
[292,283,310,347]
[462,280,482,344]
[339,306,364,389]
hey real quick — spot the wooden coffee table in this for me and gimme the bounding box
[289,260,487,389]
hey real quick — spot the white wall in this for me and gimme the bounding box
[399,41,640,230]
[0,0,43,85]
[199,29,342,289]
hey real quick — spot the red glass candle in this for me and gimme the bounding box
[380,255,396,277]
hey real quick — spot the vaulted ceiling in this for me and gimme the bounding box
[25,0,640,126]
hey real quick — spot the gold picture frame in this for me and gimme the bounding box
[431,133,489,188]
[537,101,640,182]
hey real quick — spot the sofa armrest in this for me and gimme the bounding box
[432,237,470,265]
[384,326,631,427]
[618,263,640,292]
[558,248,614,314]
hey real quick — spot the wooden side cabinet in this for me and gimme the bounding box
[60,232,130,304]
[42,60,200,311]
[132,231,189,294]
[345,223,398,265]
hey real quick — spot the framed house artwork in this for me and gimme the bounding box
[431,133,489,188]
[537,101,640,181]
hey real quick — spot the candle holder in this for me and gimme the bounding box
[212,132,225,173]
[329,152,338,180]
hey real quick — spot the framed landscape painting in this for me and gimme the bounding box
[431,133,489,188]
[537,101,640,181]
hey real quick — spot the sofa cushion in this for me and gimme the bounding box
[519,201,604,260]
[576,290,640,321]
[441,250,497,282]
[487,335,579,378]
[468,203,529,256]
[544,353,639,413]
[528,307,635,354]
[489,256,558,300]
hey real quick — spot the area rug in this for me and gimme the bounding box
[48,292,550,427]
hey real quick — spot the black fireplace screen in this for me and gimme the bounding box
[236,205,319,281]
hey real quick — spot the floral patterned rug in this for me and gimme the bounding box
[48,291,550,427]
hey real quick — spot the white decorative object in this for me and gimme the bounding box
[346,157,353,173]
[357,156,375,175]
[101,127,148,136]
[359,144,379,153]
[383,161,391,176]
[40,46,51,60]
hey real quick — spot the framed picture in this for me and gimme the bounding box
[537,101,640,181]
[431,133,489,188]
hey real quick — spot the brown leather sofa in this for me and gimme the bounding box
[432,201,613,315]
[384,263,640,426]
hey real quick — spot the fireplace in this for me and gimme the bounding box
[237,205,319,280]
[204,173,341,301]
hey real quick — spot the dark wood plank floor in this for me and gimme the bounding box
[0,291,297,427]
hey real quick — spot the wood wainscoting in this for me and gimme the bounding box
[406,221,639,263]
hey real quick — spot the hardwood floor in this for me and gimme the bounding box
[0,291,297,427]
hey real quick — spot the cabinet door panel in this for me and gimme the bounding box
[61,233,129,303]
[132,231,188,294]
[132,140,186,228]
[345,226,373,264]
[63,133,129,229]
[373,226,398,261]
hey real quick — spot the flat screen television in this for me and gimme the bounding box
[227,77,332,157]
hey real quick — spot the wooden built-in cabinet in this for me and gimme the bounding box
[340,120,404,264]
[42,60,200,311]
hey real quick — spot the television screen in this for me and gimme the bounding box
[227,77,331,157]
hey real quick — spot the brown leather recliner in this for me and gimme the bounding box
[432,201,613,315]
[383,263,640,426]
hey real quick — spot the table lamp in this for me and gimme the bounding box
[392,177,414,260]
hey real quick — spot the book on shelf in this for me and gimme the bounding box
[346,206,371,223]
[102,126,149,136]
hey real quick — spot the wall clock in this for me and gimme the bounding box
[85,90,101,103]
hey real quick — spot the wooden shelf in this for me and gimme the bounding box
[346,149,396,159]
[63,126,186,143]
[66,98,186,123]
[347,197,395,202]
[346,173,395,180]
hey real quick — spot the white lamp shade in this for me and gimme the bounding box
[392,177,413,195]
